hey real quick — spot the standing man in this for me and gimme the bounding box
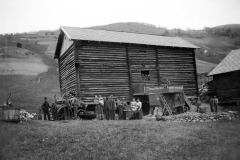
[41,97,51,120]
[64,97,71,120]
[110,98,116,120]
[72,96,78,120]
[213,96,219,112]
[209,96,214,112]
[136,98,143,119]
[117,98,124,120]
[104,96,110,120]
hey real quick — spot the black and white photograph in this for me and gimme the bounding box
[0,0,240,159]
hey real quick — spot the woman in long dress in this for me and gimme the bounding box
[95,95,104,120]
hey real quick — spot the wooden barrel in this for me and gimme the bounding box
[2,107,20,122]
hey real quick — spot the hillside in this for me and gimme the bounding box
[0,36,60,112]
[0,46,48,75]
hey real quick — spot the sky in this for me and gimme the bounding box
[0,0,240,34]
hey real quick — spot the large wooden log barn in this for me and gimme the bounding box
[54,26,199,103]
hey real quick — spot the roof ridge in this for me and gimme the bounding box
[61,26,178,38]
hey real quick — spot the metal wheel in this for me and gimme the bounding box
[57,107,65,120]
[172,108,177,115]
[57,107,73,120]
[183,105,188,113]
[200,94,210,103]
[77,109,86,120]
[77,109,85,117]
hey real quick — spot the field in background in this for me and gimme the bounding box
[1,120,240,160]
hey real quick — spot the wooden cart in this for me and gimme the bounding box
[134,86,188,115]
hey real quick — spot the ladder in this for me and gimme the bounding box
[158,92,173,116]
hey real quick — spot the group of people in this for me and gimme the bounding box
[196,95,219,113]
[41,94,220,121]
[41,95,80,121]
[129,98,143,119]
[94,95,116,120]
[94,96,143,120]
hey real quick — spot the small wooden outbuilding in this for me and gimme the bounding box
[208,49,240,103]
[54,26,199,103]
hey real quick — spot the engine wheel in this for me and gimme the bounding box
[183,105,188,113]
[57,107,73,120]
[77,109,85,117]
[57,108,65,120]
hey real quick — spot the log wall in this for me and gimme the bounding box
[128,45,159,91]
[213,70,240,103]
[58,44,77,95]
[157,47,197,95]
[76,41,131,103]
[59,41,198,103]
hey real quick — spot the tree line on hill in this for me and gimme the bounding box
[204,25,240,45]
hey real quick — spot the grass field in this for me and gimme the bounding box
[1,120,240,160]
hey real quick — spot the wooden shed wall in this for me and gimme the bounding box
[128,45,158,88]
[75,41,131,102]
[58,44,77,95]
[213,70,240,103]
[157,47,197,95]
[72,41,198,103]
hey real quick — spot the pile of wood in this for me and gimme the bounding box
[155,111,239,122]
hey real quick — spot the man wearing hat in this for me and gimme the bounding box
[41,97,51,120]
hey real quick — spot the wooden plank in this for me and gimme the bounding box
[125,45,133,99]
[155,47,160,85]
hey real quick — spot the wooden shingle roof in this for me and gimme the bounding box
[60,26,199,49]
[208,49,240,76]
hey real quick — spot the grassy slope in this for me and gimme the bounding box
[182,35,239,64]
[0,37,60,113]
[0,120,240,160]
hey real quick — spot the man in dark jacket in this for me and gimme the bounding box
[41,97,51,120]
[104,97,110,120]
[213,96,219,112]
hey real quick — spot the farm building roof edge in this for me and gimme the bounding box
[208,49,240,76]
[54,26,199,58]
